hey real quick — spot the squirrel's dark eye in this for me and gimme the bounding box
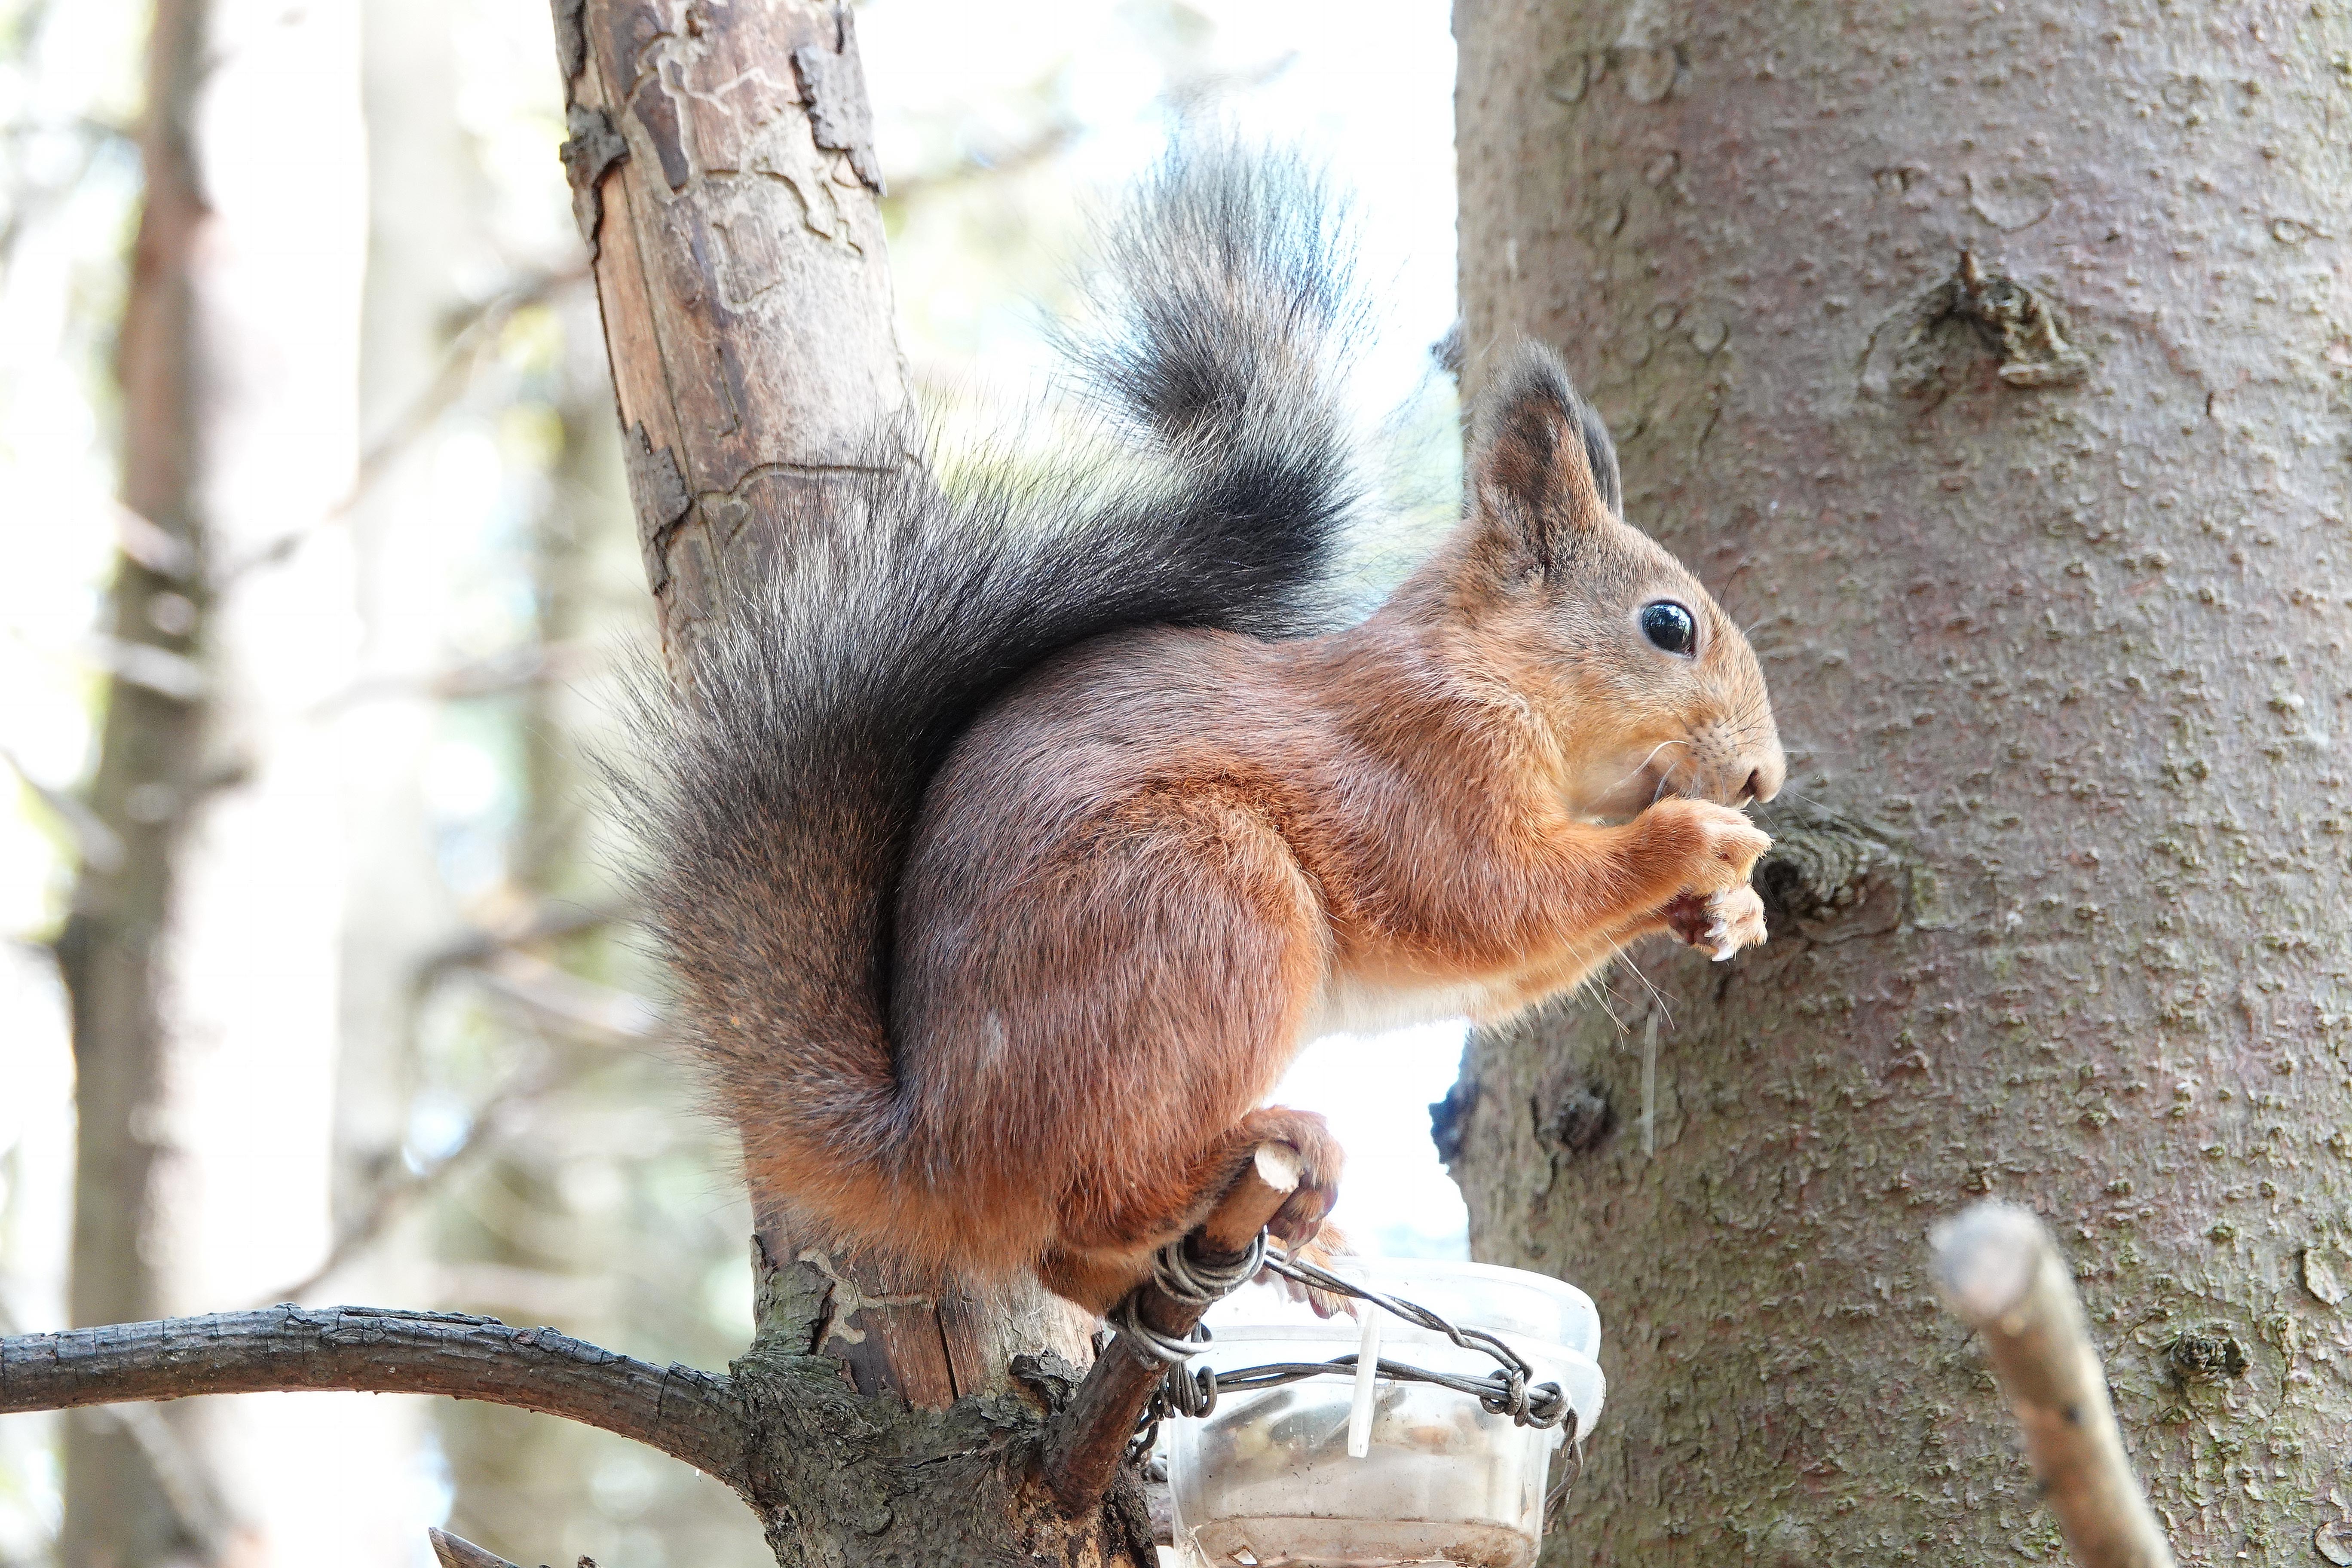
[1640,600,1697,656]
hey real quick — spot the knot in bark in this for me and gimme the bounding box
[1753,803,1906,942]
[2165,1327,2249,1387]
[1862,253,2088,407]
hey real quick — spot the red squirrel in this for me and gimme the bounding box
[628,146,1782,1313]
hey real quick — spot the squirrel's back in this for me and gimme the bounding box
[617,143,1369,1272]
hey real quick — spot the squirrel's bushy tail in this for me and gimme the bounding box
[620,141,1366,1267]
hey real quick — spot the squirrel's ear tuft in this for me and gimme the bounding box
[1471,343,1621,564]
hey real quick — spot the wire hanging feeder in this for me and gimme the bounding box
[1110,1234,1576,1463]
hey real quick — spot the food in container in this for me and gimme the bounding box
[1164,1258,1605,1568]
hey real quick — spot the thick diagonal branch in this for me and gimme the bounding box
[0,1307,752,1487]
[1933,1203,2176,1568]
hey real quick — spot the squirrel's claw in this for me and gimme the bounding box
[1700,885,1768,959]
[1669,884,1766,959]
[1263,1225,1355,1319]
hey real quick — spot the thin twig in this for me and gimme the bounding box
[223,266,588,584]
[248,899,631,1302]
[420,898,632,981]
[468,951,664,1046]
[0,1306,751,1488]
[251,1068,554,1308]
[1932,1202,2177,1568]
[882,120,1078,207]
[85,1403,232,1555]
[307,639,606,719]
[1,747,123,874]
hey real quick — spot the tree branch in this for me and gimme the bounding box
[224,266,588,584]
[429,1528,524,1568]
[1932,1202,2177,1568]
[1,1307,751,1489]
[1043,1143,1302,1513]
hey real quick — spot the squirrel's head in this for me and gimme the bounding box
[1448,344,1783,821]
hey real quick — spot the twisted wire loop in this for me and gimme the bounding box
[1112,1231,1265,1460]
[1253,1251,1572,1430]
[1113,1233,1577,1461]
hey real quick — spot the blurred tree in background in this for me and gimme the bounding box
[0,1,1459,1563]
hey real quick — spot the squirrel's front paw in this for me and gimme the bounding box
[1646,798,1772,897]
[1666,885,1767,961]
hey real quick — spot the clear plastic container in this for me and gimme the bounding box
[1165,1259,1605,1568]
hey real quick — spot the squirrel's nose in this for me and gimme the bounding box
[1743,748,1785,806]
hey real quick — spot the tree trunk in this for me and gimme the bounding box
[59,0,373,1557]
[557,3,1124,1561]
[321,0,478,1548]
[1449,2,2352,1563]
[55,0,224,1556]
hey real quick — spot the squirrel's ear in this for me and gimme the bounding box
[1470,344,1621,566]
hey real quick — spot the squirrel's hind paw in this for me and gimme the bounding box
[1265,1224,1355,1319]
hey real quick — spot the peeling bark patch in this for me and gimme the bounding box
[2302,1246,2346,1307]
[1862,253,2089,405]
[603,2,668,93]
[559,104,630,259]
[626,423,692,592]
[791,9,885,192]
[2318,1520,2352,1567]
[631,72,692,192]
[550,0,586,89]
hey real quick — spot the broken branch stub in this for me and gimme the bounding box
[428,1529,522,1568]
[1043,1144,1305,1515]
[1932,1202,2177,1568]
[1861,253,2089,407]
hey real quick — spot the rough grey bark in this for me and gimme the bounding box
[1447,2,2352,1563]
[50,0,223,1558]
[557,1,1126,1561]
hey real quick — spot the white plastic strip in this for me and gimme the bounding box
[1346,1307,1382,1458]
